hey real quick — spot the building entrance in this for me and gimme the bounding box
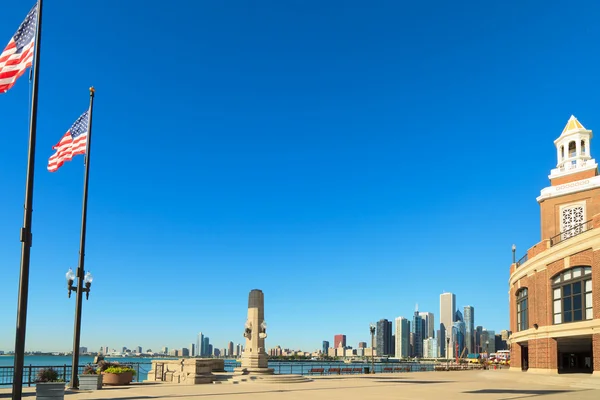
[557,336,593,374]
[521,344,529,371]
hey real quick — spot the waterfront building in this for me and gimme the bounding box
[464,306,475,354]
[334,334,346,349]
[412,311,423,358]
[376,319,393,356]
[189,344,195,357]
[322,341,329,355]
[423,337,438,358]
[228,341,234,357]
[481,329,495,354]
[358,341,367,348]
[510,115,600,374]
[203,337,210,356]
[475,326,483,353]
[440,292,456,358]
[452,320,466,357]
[395,317,410,358]
[419,312,435,339]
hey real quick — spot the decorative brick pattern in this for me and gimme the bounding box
[570,249,593,267]
[550,170,596,186]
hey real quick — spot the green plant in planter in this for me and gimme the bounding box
[103,366,136,376]
[36,368,64,383]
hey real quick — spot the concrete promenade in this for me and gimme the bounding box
[1,370,600,399]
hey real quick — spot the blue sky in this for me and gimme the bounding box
[1,0,600,353]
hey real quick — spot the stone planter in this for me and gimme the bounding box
[35,382,65,400]
[102,371,133,386]
[78,374,103,390]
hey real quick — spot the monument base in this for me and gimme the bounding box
[233,367,275,376]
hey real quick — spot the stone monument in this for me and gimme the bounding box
[234,289,274,375]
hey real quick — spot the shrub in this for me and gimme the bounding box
[82,364,98,375]
[35,368,62,383]
[103,366,136,376]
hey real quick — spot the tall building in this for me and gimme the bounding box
[334,334,346,349]
[358,342,367,348]
[419,312,435,339]
[376,319,393,356]
[197,332,204,357]
[509,115,600,374]
[423,338,438,358]
[190,343,195,357]
[394,316,410,358]
[475,326,483,353]
[228,341,234,357]
[452,320,466,357]
[203,337,210,356]
[463,306,474,354]
[439,292,456,358]
[322,341,330,355]
[412,310,423,358]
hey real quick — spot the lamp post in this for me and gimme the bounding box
[66,268,93,389]
[512,244,516,264]
[369,323,376,374]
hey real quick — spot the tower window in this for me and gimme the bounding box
[561,146,565,160]
[569,141,576,157]
[581,140,586,155]
[516,288,528,331]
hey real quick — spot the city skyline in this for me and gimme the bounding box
[3,1,594,352]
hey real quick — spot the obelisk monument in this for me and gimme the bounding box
[234,289,274,375]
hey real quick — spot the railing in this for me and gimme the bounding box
[550,220,593,247]
[0,362,148,387]
[516,253,528,267]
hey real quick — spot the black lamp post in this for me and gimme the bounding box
[66,268,93,389]
[512,244,516,264]
[369,323,376,374]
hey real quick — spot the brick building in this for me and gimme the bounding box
[509,115,600,375]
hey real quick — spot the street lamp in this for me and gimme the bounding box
[66,268,94,389]
[512,244,516,264]
[66,268,93,300]
[369,323,376,374]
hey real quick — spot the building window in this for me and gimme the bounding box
[561,204,586,240]
[581,140,586,155]
[516,288,528,331]
[569,141,576,157]
[552,266,592,324]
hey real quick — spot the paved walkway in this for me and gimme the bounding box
[1,370,599,399]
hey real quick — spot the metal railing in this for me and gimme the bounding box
[516,253,528,267]
[550,220,592,247]
[0,362,148,387]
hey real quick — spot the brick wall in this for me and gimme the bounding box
[511,343,522,369]
[594,250,600,319]
[550,169,596,186]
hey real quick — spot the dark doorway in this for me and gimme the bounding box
[521,345,529,371]
[557,336,593,374]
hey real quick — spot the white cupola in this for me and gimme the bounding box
[549,115,597,180]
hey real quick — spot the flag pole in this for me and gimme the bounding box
[70,87,95,390]
[12,1,43,399]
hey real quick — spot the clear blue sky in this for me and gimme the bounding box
[1,0,599,353]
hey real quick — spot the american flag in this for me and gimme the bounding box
[48,110,89,172]
[0,5,37,94]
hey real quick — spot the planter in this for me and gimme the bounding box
[78,373,103,390]
[35,382,65,400]
[102,371,133,386]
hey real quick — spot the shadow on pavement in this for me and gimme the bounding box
[464,388,579,398]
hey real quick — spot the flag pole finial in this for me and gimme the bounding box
[89,86,95,95]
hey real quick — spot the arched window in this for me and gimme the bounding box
[569,141,576,157]
[581,140,586,155]
[561,146,565,160]
[517,288,528,331]
[552,266,593,324]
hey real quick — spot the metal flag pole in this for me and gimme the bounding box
[70,87,96,389]
[12,1,43,399]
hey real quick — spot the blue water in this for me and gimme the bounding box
[0,355,433,386]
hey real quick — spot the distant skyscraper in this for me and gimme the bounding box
[464,306,474,354]
[440,292,456,358]
[475,326,483,353]
[395,316,410,358]
[412,309,423,358]
[203,337,210,356]
[228,341,234,357]
[322,341,330,355]
[334,334,346,349]
[423,338,438,358]
[197,332,204,357]
[376,319,393,356]
[452,320,466,357]
[419,312,435,339]
[358,342,367,348]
